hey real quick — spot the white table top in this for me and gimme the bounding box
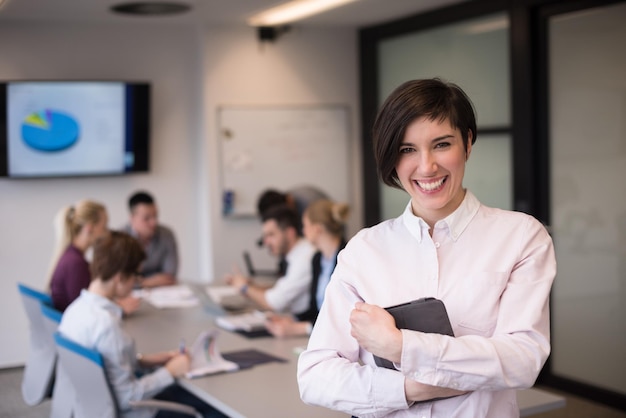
[124,287,565,418]
[518,387,566,417]
[123,299,345,418]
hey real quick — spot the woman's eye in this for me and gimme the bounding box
[399,147,414,154]
[434,142,450,149]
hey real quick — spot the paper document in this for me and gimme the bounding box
[205,285,249,311]
[185,329,239,378]
[133,285,199,309]
[205,285,239,303]
[215,310,268,332]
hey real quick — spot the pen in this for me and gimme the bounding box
[179,338,186,354]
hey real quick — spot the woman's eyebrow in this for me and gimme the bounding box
[431,134,455,142]
[400,134,455,146]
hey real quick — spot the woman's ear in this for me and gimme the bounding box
[465,130,473,161]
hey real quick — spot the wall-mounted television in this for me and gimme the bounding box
[0,81,150,178]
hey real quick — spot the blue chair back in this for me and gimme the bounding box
[41,303,62,323]
[54,331,119,418]
[17,283,56,406]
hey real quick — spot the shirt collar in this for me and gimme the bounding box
[126,224,160,242]
[401,202,430,243]
[79,289,123,320]
[286,238,312,263]
[401,190,480,242]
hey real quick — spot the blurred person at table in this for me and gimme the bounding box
[265,199,349,338]
[58,231,227,418]
[256,185,329,221]
[256,186,329,276]
[226,205,316,316]
[123,191,178,288]
[49,199,139,315]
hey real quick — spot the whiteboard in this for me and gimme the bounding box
[218,105,351,217]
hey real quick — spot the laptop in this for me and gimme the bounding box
[243,251,279,278]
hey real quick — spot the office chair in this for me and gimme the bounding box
[40,304,73,418]
[53,332,201,418]
[17,282,56,406]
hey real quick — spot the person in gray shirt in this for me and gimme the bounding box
[123,191,178,288]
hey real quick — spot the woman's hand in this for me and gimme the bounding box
[404,378,469,402]
[139,350,179,367]
[265,314,310,338]
[350,302,402,363]
[164,353,190,378]
[225,270,250,292]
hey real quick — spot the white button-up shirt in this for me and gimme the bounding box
[265,238,316,314]
[59,290,174,418]
[298,191,556,418]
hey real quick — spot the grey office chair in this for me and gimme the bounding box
[40,304,73,418]
[17,283,56,406]
[53,331,202,418]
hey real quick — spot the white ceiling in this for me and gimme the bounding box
[0,0,465,28]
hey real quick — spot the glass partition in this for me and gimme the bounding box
[549,2,626,395]
[377,13,511,219]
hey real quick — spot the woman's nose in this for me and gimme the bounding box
[417,151,437,174]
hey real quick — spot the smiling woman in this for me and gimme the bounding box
[297,78,557,418]
[396,118,470,228]
[375,79,477,228]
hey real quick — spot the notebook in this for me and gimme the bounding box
[185,330,239,378]
[373,297,454,369]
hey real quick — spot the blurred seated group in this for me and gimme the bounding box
[48,190,178,315]
[226,187,350,338]
[29,185,345,417]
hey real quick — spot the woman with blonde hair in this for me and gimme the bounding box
[49,200,110,312]
[265,199,350,337]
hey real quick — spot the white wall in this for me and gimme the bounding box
[0,21,208,367]
[202,25,362,278]
[0,21,361,367]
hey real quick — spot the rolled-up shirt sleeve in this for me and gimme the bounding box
[399,216,554,391]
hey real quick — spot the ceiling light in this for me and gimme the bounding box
[111,2,191,16]
[248,0,359,27]
[465,17,509,35]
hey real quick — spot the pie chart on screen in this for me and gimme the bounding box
[21,109,80,152]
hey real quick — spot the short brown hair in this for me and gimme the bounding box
[261,204,301,235]
[373,78,477,189]
[91,231,145,282]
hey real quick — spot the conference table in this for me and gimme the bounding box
[123,284,565,418]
